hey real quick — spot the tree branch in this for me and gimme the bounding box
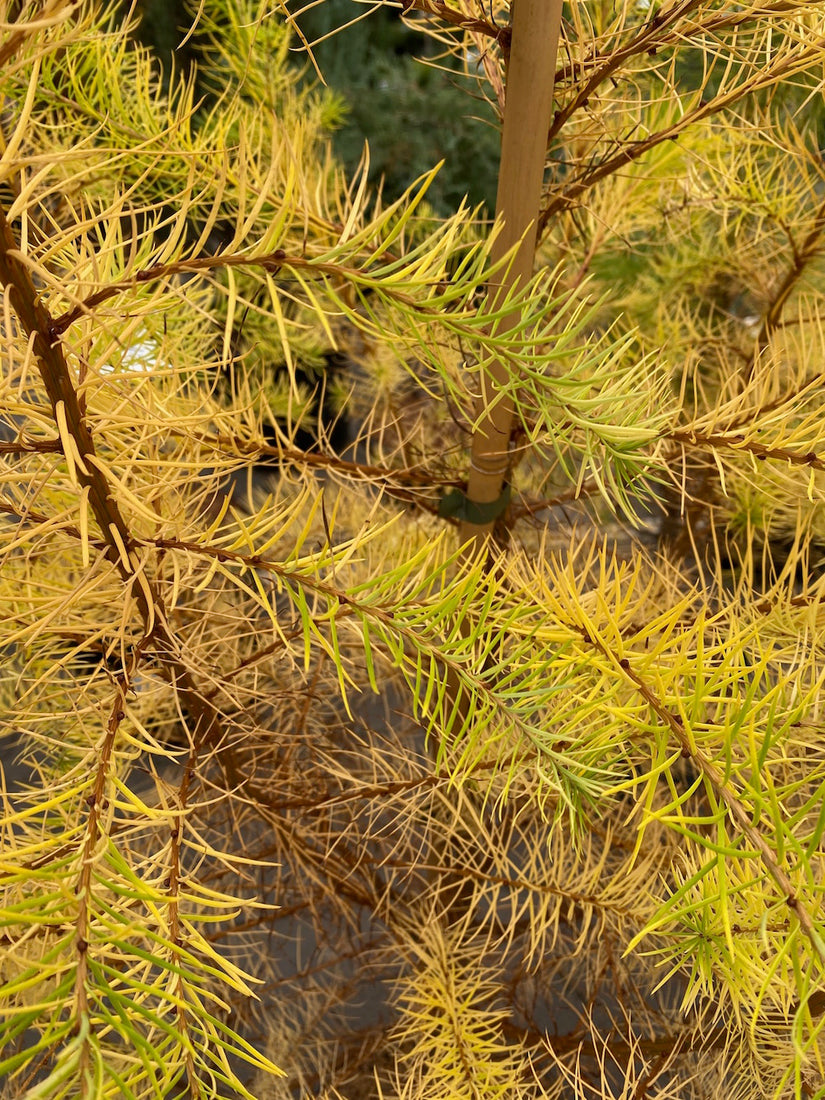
[666,428,825,471]
[0,207,232,781]
[608,648,825,965]
[540,40,825,231]
[401,0,511,53]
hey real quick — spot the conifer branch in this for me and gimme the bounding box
[551,0,807,91]
[401,0,511,53]
[741,194,825,381]
[667,429,825,471]
[51,249,458,337]
[509,478,600,520]
[0,437,61,454]
[540,39,825,227]
[547,0,705,139]
[611,649,825,966]
[73,677,130,1092]
[5,0,825,1093]
[727,368,825,434]
[0,206,233,777]
[193,434,462,510]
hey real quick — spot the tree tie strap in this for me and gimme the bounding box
[438,484,511,525]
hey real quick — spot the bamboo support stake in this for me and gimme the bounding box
[436,3,565,922]
[459,0,564,554]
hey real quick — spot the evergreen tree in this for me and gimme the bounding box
[292,0,501,213]
[1,1,825,1098]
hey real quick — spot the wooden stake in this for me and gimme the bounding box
[459,0,564,554]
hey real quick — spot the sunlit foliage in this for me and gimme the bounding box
[1,0,825,1098]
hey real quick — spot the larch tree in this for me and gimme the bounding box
[1,1,825,1099]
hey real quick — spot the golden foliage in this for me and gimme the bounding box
[1,0,825,1098]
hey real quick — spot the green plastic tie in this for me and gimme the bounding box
[438,484,511,525]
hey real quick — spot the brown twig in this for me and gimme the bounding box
[402,0,511,54]
[667,428,825,471]
[740,195,825,382]
[52,249,436,336]
[0,438,62,455]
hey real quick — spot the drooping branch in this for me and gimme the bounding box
[51,248,455,337]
